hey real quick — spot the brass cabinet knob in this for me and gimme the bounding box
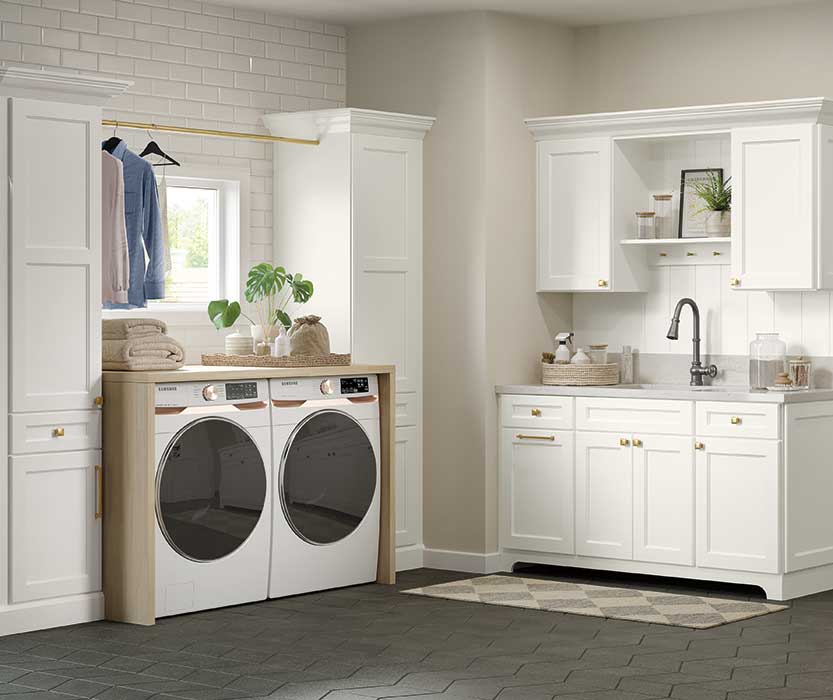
[659,252,668,257]
[695,441,705,450]
[94,395,104,408]
[686,251,696,257]
[620,438,630,447]
[598,279,608,288]
[52,427,65,437]
[730,277,741,287]
[632,438,643,447]
[730,416,742,425]
[531,408,542,417]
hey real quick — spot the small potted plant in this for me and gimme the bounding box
[209,263,314,355]
[690,171,732,238]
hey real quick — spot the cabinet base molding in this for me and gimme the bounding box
[396,545,425,572]
[502,550,833,602]
[0,592,104,637]
[423,548,504,575]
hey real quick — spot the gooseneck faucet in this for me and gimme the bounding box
[666,298,718,386]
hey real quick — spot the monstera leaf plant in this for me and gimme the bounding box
[208,263,314,343]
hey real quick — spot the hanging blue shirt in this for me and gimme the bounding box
[103,140,165,308]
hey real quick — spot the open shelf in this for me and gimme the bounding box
[620,237,731,246]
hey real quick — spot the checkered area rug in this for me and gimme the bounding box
[403,575,788,629]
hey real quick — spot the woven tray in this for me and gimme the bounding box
[542,362,620,386]
[202,353,352,368]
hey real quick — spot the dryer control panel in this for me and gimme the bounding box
[270,375,378,401]
[156,379,269,407]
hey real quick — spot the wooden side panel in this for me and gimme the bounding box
[102,381,155,624]
[377,370,396,584]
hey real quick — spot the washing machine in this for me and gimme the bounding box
[154,379,271,617]
[269,374,380,598]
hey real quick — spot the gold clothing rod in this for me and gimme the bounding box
[101,119,319,146]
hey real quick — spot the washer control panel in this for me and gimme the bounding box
[271,375,378,402]
[156,379,268,407]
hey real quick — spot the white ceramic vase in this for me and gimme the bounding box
[705,209,731,238]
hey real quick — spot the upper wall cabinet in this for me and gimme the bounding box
[527,98,833,292]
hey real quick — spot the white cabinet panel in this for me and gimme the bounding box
[10,450,102,603]
[696,437,780,574]
[696,401,780,439]
[395,392,419,428]
[10,410,101,455]
[394,425,421,549]
[731,124,814,290]
[9,98,101,412]
[351,133,422,395]
[576,397,693,435]
[633,435,694,566]
[537,138,611,292]
[575,431,632,559]
[501,429,574,554]
[500,394,574,431]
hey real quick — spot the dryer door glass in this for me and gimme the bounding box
[281,410,377,545]
[157,417,266,562]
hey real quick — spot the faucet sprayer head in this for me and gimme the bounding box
[666,318,680,341]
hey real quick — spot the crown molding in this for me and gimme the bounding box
[526,97,833,139]
[0,67,131,105]
[264,108,435,141]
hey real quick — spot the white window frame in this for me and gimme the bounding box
[102,165,250,326]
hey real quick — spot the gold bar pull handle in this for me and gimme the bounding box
[52,427,65,437]
[95,465,103,520]
[730,416,742,425]
[516,434,555,442]
[530,408,542,417]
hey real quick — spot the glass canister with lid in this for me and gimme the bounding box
[749,332,787,390]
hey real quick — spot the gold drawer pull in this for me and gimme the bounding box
[94,395,104,408]
[95,465,103,520]
[659,252,668,257]
[695,442,705,450]
[730,277,741,287]
[731,416,742,425]
[52,427,65,437]
[620,438,630,447]
[632,438,643,447]
[598,279,608,288]
[530,408,542,417]
[686,251,696,257]
[516,434,555,441]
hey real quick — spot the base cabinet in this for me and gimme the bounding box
[695,437,780,574]
[9,451,102,603]
[394,425,421,549]
[501,429,574,554]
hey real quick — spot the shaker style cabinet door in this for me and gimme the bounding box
[632,435,694,566]
[9,98,102,412]
[537,138,611,292]
[394,425,422,549]
[696,437,780,573]
[500,429,575,554]
[575,431,632,559]
[731,124,815,290]
[10,451,102,603]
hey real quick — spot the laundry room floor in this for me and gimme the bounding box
[2,568,833,700]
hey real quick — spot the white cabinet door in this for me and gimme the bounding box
[394,425,421,549]
[10,450,102,603]
[500,429,574,554]
[9,98,101,412]
[575,431,632,559]
[731,124,815,290]
[537,138,611,292]
[351,133,422,395]
[696,437,780,573]
[633,435,694,566]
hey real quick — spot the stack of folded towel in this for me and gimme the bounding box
[102,318,185,371]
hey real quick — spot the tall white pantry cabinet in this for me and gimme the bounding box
[265,110,434,571]
[0,68,129,635]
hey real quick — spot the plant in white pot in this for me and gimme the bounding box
[690,171,732,238]
[208,263,314,355]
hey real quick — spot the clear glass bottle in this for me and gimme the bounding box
[636,211,656,239]
[652,194,674,239]
[749,332,787,390]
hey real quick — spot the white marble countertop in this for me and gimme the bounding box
[495,383,833,403]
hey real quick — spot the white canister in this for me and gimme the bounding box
[225,327,253,355]
[588,344,608,364]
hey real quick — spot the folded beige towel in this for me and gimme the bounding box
[103,334,185,371]
[102,318,167,340]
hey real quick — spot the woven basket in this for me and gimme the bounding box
[542,362,619,386]
[202,353,352,368]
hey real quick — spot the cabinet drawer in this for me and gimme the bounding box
[395,392,419,428]
[576,397,693,435]
[10,411,101,455]
[696,402,780,439]
[500,395,574,430]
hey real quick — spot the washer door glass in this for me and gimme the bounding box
[281,410,377,545]
[157,417,266,562]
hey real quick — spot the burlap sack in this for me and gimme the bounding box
[289,315,330,356]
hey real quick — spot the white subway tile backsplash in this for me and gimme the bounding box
[60,46,95,68]
[201,66,233,86]
[295,47,323,66]
[98,52,133,73]
[133,21,166,42]
[279,27,307,46]
[217,17,248,37]
[169,97,201,116]
[2,22,41,43]
[309,32,337,52]
[184,11,216,32]
[232,7,262,23]
[217,51,248,71]
[42,26,77,48]
[151,77,185,97]
[250,23,277,42]
[168,62,200,81]
[216,85,247,105]
[151,7,184,27]
[323,23,345,37]
[0,2,22,20]
[201,1,232,17]
[233,35,263,57]
[169,26,199,46]
[21,42,60,63]
[250,56,277,75]
[79,0,114,16]
[233,70,262,91]
[151,41,184,62]
[99,16,133,37]
[80,32,117,53]
[185,45,216,66]
[22,5,59,26]
[280,60,307,79]
[117,36,151,58]
[116,0,150,22]
[134,57,169,77]
[44,0,78,11]
[0,39,20,59]
[184,81,217,101]
[169,0,200,13]
[60,8,95,30]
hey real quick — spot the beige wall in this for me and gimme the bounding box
[348,12,572,554]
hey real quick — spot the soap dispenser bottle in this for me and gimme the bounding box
[554,332,573,364]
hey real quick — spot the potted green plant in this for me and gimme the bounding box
[690,171,732,238]
[208,263,314,354]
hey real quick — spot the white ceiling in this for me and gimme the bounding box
[227,0,812,27]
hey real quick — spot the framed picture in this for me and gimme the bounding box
[679,168,723,238]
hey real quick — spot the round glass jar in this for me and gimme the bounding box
[749,332,787,390]
[789,357,812,390]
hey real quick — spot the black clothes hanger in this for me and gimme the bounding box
[102,123,122,154]
[139,130,180,167]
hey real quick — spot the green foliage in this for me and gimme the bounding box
[208,299,244,329]
[690,172,732,212]
[168,192,209,268]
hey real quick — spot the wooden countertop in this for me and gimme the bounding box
[103,364,395,384]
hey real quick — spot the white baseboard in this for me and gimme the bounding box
[0,592,104,637]
[423,548,505,574]
[396,544,425,572]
